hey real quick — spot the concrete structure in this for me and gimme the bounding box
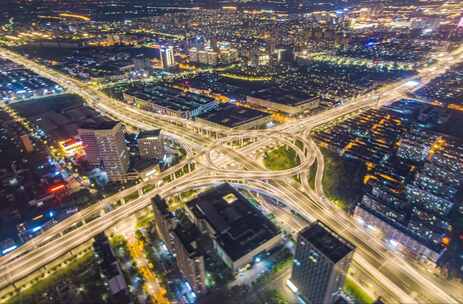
[77,121,129,181]
[246,87,319,116]
[137,129,165,160]
[289,221,355,304]
[123,85,217,119]
[196,103,272,130]
[172,218,207,294]
[93,233,130,302]
[185,183,282,273]
[160,46,175,69]
[151,195,176,252]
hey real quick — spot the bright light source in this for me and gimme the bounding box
[32,226,42,232]
[2,245,17,255]
[406,80,420,87]
[287,279,298,293]
[389,239,399,249]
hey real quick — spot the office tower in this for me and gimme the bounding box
[288,0,302,19]
[173,218,207,294]
[137,129,165,160]
[289,221,355,304]
[78,121,129,181]
[133,57,152,71]
[151,195,176,252]
[160,46,175,69]
[93,233,130,302]
[205,0,219,9]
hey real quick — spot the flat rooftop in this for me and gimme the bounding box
[197,103,270,128]
[300,221,354,263]
[249,87,317,106]
[79,120,119,131]
[173,217,202,258]
[187,183,280,262]
[126,85,216,113]
[138,129,161,139]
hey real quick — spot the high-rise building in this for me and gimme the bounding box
[78,121,129,181]
[160,46,175,69]
[151,195,176,252]
[137,129,165,160]
[288,0,302,19]
[205,0,219,9]
[173,217,207,294]
[289,221,355,304]
[93,233,130,302]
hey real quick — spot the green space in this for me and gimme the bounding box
[344,277,375,304]
[308,161,318,189]
[261,289,289,304]
[263,146,300,171]
[320,147,366,211]
[7,249,109,304]
[123,191,140,203]
[142,184,156,194]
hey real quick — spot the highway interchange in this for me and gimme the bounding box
[1,45,463,303]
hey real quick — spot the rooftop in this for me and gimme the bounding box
[197,103,270,128]
[138,129,161,139]
[300,221,354,263]
[249,87,317,106]
[126,85,216,114]
[173,217,202,258]
[79,120,119,131]
[187,183,280,261]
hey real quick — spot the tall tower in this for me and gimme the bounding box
[151,195,176,252]
[160,46,175,69]
[288,0,302,19]
[78,121,129,181]
[173,218,207,294]
[289,221,355,304]
[205,0,219,9]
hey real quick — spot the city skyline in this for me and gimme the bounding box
[0,1,462,303]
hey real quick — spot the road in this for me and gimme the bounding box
[1,45,463,303]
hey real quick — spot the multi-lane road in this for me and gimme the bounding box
[1,45,463,303]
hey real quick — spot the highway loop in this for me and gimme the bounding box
[199,129,316,179]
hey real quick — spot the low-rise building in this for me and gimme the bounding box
[196,103,272,130]
[123,85,218,119]
[246,87,319,116]
[185,183,282,272]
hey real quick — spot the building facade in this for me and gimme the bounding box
[173,219,207,294]
[160,46,175,69]
[289,221,355,304]
[151,195,176,252]
[77,121,129,181]
[137,129,165,160]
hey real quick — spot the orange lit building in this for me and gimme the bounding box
[58,138,85,158]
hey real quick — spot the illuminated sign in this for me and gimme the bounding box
[58,138,85,158]
[49,183,66,193]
